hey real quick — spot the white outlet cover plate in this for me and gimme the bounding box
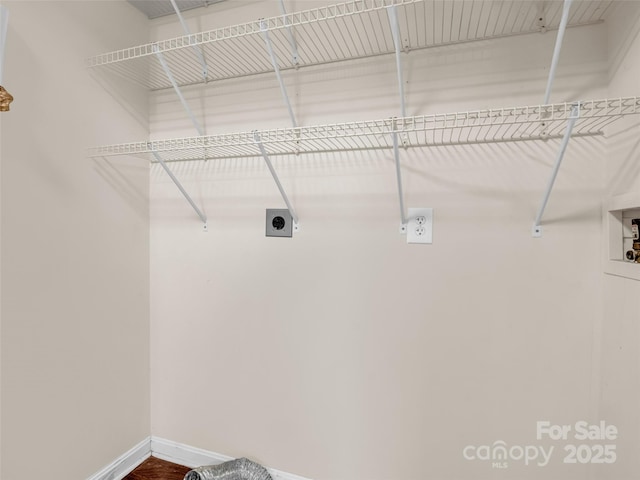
[406,207,433,244]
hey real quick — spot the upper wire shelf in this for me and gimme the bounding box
[87,0,615,90]
[89,96,640,162]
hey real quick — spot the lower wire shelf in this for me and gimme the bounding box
[89,96,640,163]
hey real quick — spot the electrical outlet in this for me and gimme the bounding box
[266,209,293,237]
[406,207,433,244]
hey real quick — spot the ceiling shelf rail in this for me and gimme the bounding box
[88,97,640,162]
[86,0,614,90]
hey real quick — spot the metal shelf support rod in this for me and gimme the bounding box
[0,5,8,84]
[260,20,298,128]
[388,6,407,228]
[533,102,580,236]
[151,150,207,225]
[387,5,406,118]
[153,47,205,137]
[278,0,300,67]
[254,132,299,224]
[543,0,573,104]
[392,128,407,226]
[169,0,208,81]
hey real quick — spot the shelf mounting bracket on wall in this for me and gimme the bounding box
[543,0,573,105]
[254,131,299,232]
[169,0,209,82]
[532,102,580,237]
[278,0,300,68]
[151,150,208,230]
[260,19,297,128]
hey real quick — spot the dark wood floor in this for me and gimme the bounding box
[124,456,191,480]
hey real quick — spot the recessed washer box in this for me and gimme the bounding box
[266,209,293,237]
[604,192,640,281]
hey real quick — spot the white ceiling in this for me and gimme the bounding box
[127,0,226,19]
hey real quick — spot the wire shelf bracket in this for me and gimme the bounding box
[387,5,406,119]
[153,27,207,227]
[169,0,208,81]
[543,0,573,105]
[254,131,300,232]
[154,48,207,226]
[85,0,626,233]
[532,102,581,238]
[278,0,300,67]
[154,47,205,136]
[387,6,410,231]
[392,125,407,230]
[260,19,298,128]
[151,150,208,230]
[155,0,206,136]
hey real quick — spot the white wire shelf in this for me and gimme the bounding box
[87,0,615,90]
[88,96,640,162]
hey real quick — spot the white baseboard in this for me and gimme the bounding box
[88,436,312,480]
[151,436,313,480]
[151,436,232,469]
[87,437,151,480]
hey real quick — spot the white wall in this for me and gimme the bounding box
[0,1,150,479]
[598,2,640,480]
[148,2,630,479]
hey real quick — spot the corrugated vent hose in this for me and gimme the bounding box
[184,457,272,480]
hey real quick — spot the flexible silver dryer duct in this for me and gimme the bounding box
[184,457,272,480]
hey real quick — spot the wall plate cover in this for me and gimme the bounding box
[266,209,293,237]
[406,207,433,244]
